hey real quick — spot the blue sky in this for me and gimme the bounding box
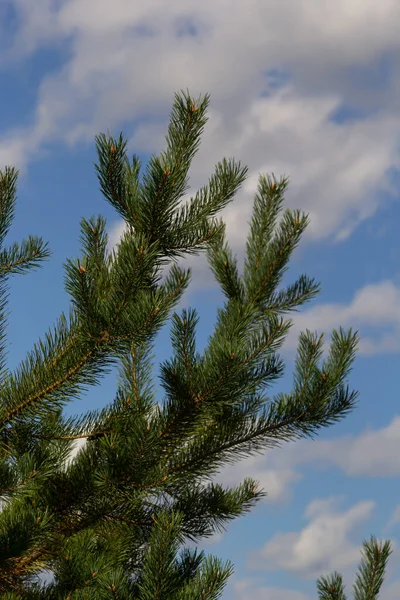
[1,1,400,597]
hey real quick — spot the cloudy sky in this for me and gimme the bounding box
[2,0,400,597]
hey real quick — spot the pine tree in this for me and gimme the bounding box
[316,536,392,600]
[0,90,360,598]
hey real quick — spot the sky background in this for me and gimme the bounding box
[1,0,400,597]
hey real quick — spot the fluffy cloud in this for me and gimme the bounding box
[385,504,400,533]
[64,436,87,468]
[1,0,400,245]
[285,280,400,355]
[203,414,400,521]
[247,496,375,578]
[214,452,301,505]
[232,578,313,600]
[290,415,400,477]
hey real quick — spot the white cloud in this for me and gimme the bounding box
[290,415,400,477]
[0,0,64,64]
[107,220,129,253]
[183,452,302,549]
[285,280,400,356]
[0,0,400,249]
[232,577,313,600]
[215,453,301,505]
[64,436,87,469]
[203,414,400,519]
[385,504,400,533]
[247,496,375,579]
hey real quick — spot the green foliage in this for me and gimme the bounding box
[316,536,393,600]
[0,90,363,598]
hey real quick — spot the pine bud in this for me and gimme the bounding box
[271,183,275,190]
[191,103,198,112]
[164,168,170,176]
[110,144,116,153]
[79,265,87,274]
[321,372,327,381]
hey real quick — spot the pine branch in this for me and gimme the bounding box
[316,536,392,600]
[0,90,362,598]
